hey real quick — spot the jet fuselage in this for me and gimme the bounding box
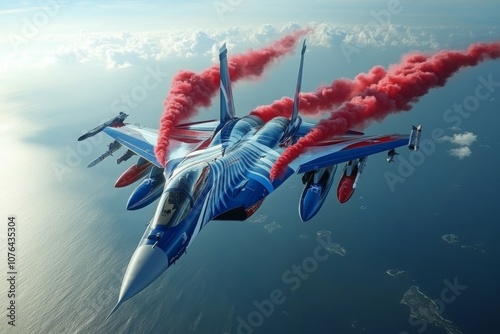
[112,115,295,312]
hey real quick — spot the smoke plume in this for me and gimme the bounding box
[155,29,309,165]
[270,42,500,180]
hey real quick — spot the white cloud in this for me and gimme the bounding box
[441,131,477,159]
[451,132,477,146]
[0,22,496,70]
[440,132,477,146]
[336,24,442,50]
[449,146,472,159]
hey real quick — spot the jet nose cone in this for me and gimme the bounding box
[119,245,169,302]
[108,245,169,318]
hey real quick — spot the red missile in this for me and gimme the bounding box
[337,172,356,204]
[115,159,153,188]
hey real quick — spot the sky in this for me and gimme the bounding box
[1,1,500,334]
[1,0,499,71]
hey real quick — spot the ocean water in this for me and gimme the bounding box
[3,134,499,334]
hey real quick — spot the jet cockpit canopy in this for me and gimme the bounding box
[153,164,211,228]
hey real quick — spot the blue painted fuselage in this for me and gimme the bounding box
[144,115,292,266]
[106,115,295,314]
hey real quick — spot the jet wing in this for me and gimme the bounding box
[103,123,214,167]
[296,120,364,138]
[288,134,409,174]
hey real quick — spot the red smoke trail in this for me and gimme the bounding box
[271,42,500,180]
[155,29,310,166]
[251,66,387,122]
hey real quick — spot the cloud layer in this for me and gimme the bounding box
[1,22,497,70]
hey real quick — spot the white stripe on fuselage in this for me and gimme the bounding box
[187,191,212,249]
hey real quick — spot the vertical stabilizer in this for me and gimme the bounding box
[291,39,306,128]
[280,39,306,146]
[217,43,236,132]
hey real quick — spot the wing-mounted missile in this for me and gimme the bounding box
[78,112,128,141]
[116,149,136,164]
[115,157,153,188]
[299,165,337,222]
[126,166,165,210]
[408,124,422,151]
[352,157,367,189]
[387,148,399,163]
[337,157,367,204]
[87,140,122,168]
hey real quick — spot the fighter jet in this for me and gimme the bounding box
[79,40,421,318]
